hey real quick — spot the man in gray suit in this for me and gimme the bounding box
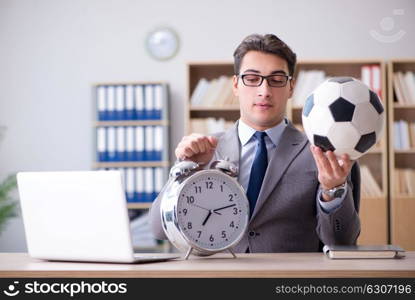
[151,33,360,253]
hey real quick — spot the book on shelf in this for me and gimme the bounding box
[404,71,415,104]
[394,168,415,196]
[393,72,407,105]
[361,64,382,99]
[393,120,415,150]
[205,76,227,107]
[201,77,219,106]
[405,169,415,196]
[190,76,238,107]
[323,244,405,259]
[360,165,382,198]
[393,71,415,105]
[190,78,209,106]
[221,77,237,106]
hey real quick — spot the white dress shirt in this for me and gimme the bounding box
[237,119,345,213]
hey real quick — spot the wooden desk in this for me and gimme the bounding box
[1,252,414,278]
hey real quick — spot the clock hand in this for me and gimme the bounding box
[190,203,222,215]
[213,203,236,212]
[202,211,212,226]
[190,203,209,211]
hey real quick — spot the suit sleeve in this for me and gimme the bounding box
[315,163,361,246]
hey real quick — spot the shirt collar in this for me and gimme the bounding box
[238,118,287,147]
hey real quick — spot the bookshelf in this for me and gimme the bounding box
[186,60,389,245]
[388,59,415,251]
[93,82,171,251]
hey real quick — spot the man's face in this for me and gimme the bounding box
[233,50,294,131]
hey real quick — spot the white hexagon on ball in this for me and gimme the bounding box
[327,122,361,149]
[304,104,334,137]
[352,102,385,135]
[340,80,370,105]
[312,81,341,107]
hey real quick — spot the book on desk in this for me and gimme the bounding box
[323,245,406,259]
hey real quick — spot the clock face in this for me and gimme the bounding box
[176,171,249,251]
[146,28,179,61]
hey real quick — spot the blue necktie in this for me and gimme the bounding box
[246,131,268,217]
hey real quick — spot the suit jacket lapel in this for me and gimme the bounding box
[250,122,308,221]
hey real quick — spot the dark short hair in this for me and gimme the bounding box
[233,34,297,76]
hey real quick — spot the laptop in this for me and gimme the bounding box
[16,170,179,263]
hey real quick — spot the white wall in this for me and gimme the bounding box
[0,0,414,251]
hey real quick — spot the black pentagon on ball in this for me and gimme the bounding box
[369,90,384,114]
[328,77,354,84]
[313,135,335,152]
[329,97,356,122]
[303,94,314,117]
[355,132,376,153]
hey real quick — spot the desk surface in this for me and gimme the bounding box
[1,252,415,278]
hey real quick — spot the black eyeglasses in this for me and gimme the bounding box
[239,74,292,88]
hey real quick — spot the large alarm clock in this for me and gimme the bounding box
[159,160,249,259]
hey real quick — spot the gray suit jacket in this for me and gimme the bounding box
[150,120,361,253]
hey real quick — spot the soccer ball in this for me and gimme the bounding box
[302,77,385,160]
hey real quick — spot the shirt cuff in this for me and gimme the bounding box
[317,189,346,213]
